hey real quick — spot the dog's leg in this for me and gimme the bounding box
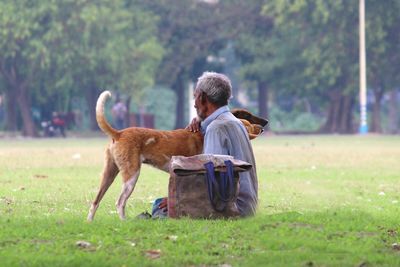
[115,165,141,220]
[87,149,119,221]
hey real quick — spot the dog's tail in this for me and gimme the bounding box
[96,91,120,140]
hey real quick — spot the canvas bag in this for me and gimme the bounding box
[168,154,252,219]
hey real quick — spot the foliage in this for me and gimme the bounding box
[0,0,163,133]
[136,86,177,130]
[1,137,400,266]
[0,1,399,134]
[0,0,63,135]
[256,0,400,133]
[135,0,257,128]
[269,106,324,132]
[366,0,400,89]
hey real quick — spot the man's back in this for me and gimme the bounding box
[203,111,258,216]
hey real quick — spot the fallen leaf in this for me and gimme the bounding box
[72,153,81,160]
[387,229,398,237]
[144,249,161,259]
[166,235,178,242]
[76,240,92,249]
[392,243,400,251]
[1,197,13,205]
[13,187,25,192]
[33,174,48,179]
[221,243,229,249]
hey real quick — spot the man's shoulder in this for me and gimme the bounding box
[208,113,242,130]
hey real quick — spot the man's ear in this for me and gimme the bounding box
[200,92,207,104]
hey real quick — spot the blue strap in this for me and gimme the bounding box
[204,161,217,206]
[204,160,235,212]
[224,160,235,200]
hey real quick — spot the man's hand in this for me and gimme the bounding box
[158,197,168,212]
[186,117,201,132]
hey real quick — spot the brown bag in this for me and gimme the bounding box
[167,154,252,219]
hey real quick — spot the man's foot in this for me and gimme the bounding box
[136,211,152,219]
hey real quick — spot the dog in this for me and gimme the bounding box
[87,91,268,221]
[231,109,267,139]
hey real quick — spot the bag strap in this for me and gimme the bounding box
[204,160,236,212]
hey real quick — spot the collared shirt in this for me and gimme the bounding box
[200,105,230,135]
[201,105,258,216]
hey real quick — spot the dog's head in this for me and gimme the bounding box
[231,109,268,127]
[231,109,268,140]
[238,119,264,140]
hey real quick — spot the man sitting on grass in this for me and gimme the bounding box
[152,71,258,218]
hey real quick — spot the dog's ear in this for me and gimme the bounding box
[239,119,264,140]
[232,109,268,127]
[248,133,259,140]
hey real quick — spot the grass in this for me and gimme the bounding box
[0,135,400,266]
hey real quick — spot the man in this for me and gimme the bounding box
[152,71,258,218]
[112,97,127,130]
[187,71,258,216]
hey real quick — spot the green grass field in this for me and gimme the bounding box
[1,135,400,266]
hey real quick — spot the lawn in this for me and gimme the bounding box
[0,135,399,266]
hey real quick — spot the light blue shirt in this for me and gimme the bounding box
[201,106,258,216]
[200,105,230,135]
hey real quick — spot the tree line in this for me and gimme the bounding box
[0,0,399,136]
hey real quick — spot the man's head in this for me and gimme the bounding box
[194,72,232,120]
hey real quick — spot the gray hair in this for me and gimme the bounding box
[195,71,232,107]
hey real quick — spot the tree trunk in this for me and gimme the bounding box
[258,81,269,130]
[17,85,38,137]
[320,90,354,134]
[320,90,341,133]
[86,87,100,131]
[174,73,186,129]
[338,95,354,134]
[388,89,399,134]
[370,88,384,133]
[125,96,131,128]
[5,89,18,132]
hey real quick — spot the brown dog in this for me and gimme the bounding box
[232,109,268,139]
[87,91,268,221]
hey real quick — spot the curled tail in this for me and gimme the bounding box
[96,91,120,140]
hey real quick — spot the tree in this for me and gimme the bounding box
[234,0,289,122]
[261,0,359,133]
[136,0,253,128]
[59,0,163,130]
[0,1,62,136]
[0,1,163,134]
[366,0,400,132]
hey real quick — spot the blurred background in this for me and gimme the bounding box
[0,0,399,137]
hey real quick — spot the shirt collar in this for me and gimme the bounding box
[200,105,230,134]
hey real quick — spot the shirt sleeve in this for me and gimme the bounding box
[203,124,229,155]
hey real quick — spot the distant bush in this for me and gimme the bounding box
[143,86,177,130]
[269,105,324,132]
